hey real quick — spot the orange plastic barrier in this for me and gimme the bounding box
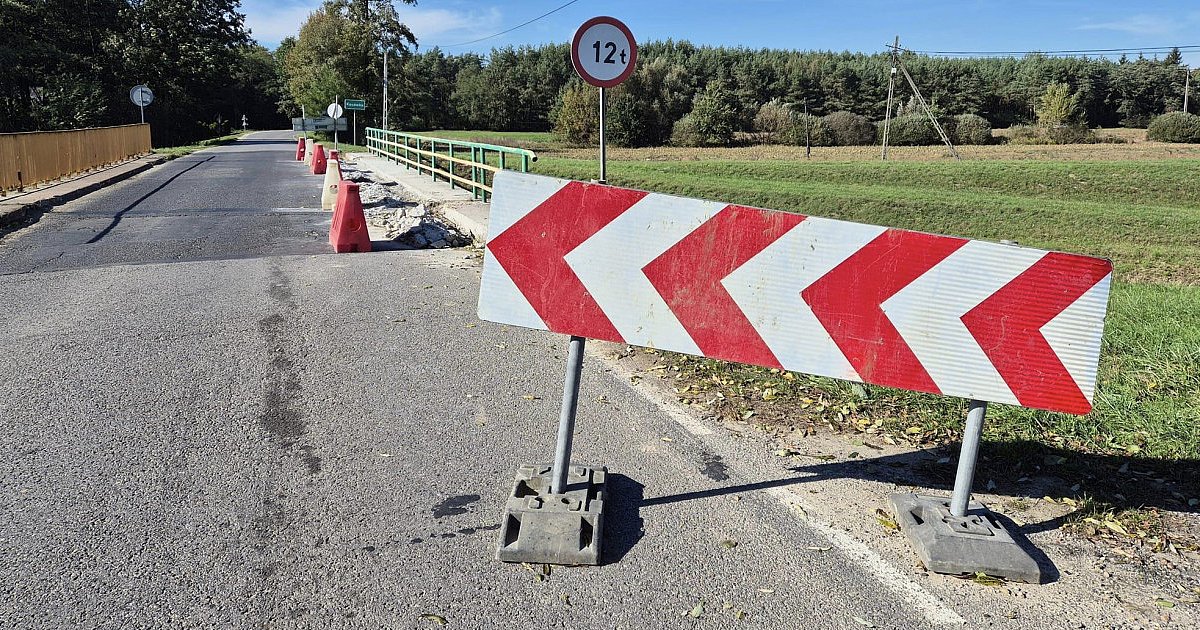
[311,143,327,174]
[295,137,306,161]
[329,181,371,253]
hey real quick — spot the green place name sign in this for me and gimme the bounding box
[344,99,366,111]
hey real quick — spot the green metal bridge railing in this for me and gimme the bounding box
[365,128,537,202]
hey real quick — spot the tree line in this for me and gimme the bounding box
[374,42,1195,146]
[0,0,288,145]
[4,1,1195,149]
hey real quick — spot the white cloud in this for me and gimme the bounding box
[1076,14,1177,36]
[241,1,504,50]
[400,6,504,48]
[243,0,318,47]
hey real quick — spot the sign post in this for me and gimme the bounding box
[291,117,347,132]
[489,18,638,567]
[571,16,637,185]
[344,99,366,146]
[535,15,637,495]
[129,85,154,124]
[327,101,344,151]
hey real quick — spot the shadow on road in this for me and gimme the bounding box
[86,156,213,244]
[619,441,1199,578]
[636,443,1196,519]
[603,473,645,565]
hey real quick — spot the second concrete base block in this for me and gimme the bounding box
[495,464,606,566]
[890,493,1044,584]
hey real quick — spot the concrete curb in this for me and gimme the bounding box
[0,155,166,231]
[440,204,489,245]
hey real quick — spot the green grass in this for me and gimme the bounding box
[153,131,252,158]
[425,129,558,152]
[536,157,1200,284]
[533,155,1200,461]
[428,129,555,143]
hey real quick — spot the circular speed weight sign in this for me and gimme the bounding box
[571,16,637,88]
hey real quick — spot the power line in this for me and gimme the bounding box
[900,44,1200,58]
[435,0,581,48]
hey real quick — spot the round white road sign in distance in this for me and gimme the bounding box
[327,103,344,119]
[571,16,637,88]
[129,85,154,107]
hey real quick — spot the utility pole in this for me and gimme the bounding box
[882,36,899,161]
[383,47,389,130]
[893,44,960,160]
[1185,67,1191,114]
[803,100,811,159]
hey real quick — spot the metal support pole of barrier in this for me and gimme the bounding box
[949,399,987,517]
[599,87,607,184]
[550,336,586,495]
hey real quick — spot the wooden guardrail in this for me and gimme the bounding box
[0,124,152,195]
[365,128,536,202]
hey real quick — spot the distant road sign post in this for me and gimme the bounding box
[344,99,365,145]
[327,102,344,149]
[129,85,154,124]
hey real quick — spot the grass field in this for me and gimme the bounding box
[427,129,554,151]
[405,130,1200,462]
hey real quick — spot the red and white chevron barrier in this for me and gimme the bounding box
[479,171,1113,415]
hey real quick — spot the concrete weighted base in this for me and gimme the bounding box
[495,464,606,566]
[889,493,1043,584]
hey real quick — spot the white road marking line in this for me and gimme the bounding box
[763,486,964,626]
[599,349,962,626]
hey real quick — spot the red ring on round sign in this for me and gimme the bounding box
[570,16,638,88]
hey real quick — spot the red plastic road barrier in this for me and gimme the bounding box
[326,150,342,181]
[311,144,327,175]
[479,171,1114,415]
[329,181,371,253]
[295,137,306,161]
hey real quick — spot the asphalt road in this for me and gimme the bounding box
[0,131,953,628]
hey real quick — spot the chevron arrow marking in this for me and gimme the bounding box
[643,204,806,367]
[479,171,1113,415]
[801,229,969,394]
[484,177,646,343]
[961,252,1113,414]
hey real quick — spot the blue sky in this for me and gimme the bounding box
[243,0,1200,66]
